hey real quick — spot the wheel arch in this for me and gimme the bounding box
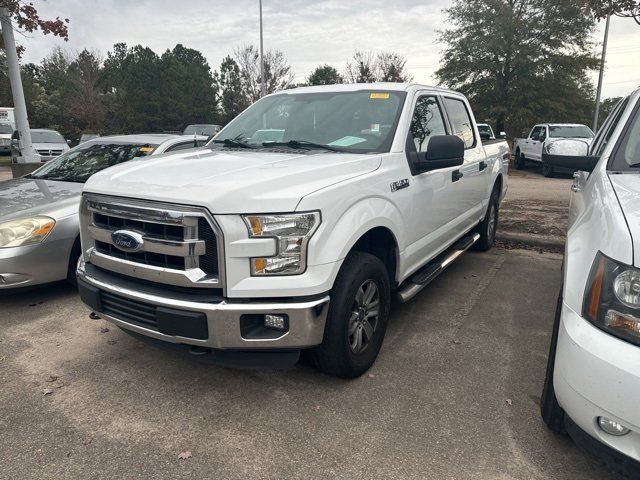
[348,226,400,287]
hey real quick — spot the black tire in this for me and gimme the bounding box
[514,149,525,170]
[540,287,566,434]
[474,187,499,251]
[542,160,554,178]
[66,237,81,287]
[307,251,391,378]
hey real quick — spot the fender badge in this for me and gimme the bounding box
[391,179,410,192]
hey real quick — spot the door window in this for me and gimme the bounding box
[538,127,547,141]
[530,126,543,141]
[408,96,447,152]
[609,99,640,171]
[443,97,475,148]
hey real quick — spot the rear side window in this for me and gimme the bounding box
[409,96,448,152]
[530,126,543,140]
[443,97,475,148]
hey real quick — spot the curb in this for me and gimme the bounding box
[496,231,565,249]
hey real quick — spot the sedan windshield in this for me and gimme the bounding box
[31,131,65,143]
[0,124,13,134]
[212,90,407,153]
[29,142,155,183]
[549,125,594,139]
[184,125,218,136]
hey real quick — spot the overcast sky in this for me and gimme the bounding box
[18,0,640,99]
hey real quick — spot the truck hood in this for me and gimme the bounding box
[609,174,640,267]
[0,178,83,221]
[84,149,382,213]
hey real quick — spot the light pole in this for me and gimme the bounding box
[0,7,39,164]
[593,12,611,132]
[259,0,266,97]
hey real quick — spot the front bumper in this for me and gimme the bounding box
[77,260,330,350]
[0,240,72,289]
[554,302,640,464]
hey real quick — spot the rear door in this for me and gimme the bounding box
[442,95,487,229]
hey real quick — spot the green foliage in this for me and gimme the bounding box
[307,65,343,86]
[585,0,640,23]
[599,96,623,122]
[435,0,599,137]
[215,55,249,124]
[344,51,413,83]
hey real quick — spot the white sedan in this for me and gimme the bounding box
[540,88,640,476]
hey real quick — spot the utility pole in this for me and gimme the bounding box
[0,7,39,164]
[259,0,266,97]
[593,12,611,132]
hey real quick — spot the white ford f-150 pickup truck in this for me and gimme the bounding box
[514,123,594,177]
[76,83,509,378]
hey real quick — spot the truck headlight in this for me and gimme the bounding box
[583,252,640,346]
[0,216,56,248]
[243,212,320,275]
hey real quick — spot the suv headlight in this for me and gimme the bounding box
[243,212,320,275]
[584,252,640,346]
[0,216,56,248]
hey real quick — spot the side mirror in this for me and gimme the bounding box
[542,139,599,173]
[66,139,71,145]
[413,135,465,173]
[479,131,491,141]
[499,132,507,139]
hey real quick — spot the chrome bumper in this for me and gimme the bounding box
[77,260,330,350]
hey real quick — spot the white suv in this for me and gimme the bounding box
[540,88,640,476]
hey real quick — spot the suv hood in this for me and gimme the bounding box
[609,174,640,267]
[84,149,382,213]
[0,177,83,221]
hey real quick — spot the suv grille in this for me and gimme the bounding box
[82,195,223,289]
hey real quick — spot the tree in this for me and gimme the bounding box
[215,55,249,124]
[585,0,640,24]
[345,51,413,83]
[599,96,623,122]
[345,51,377,83]
[307,65,343,85]
[234,45,294,102]
[376,52,413,82]
[435,0,598,137]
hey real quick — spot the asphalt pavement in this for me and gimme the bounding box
[0,248,619,479]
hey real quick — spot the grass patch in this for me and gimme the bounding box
[0,156,11,166]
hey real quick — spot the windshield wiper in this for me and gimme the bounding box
[263,140,343,152]
[210,138,255,149]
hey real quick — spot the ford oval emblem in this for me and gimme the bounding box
[111,230,144,252]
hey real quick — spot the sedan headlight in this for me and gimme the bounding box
[0,216,56,248]
[583,252,640,346]
[243,212,320,275]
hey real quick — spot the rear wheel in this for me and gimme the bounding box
[307,251,391,378]
[541,287,566,434]
[474,188,499,251]
[514,149,525,170]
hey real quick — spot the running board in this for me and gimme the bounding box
[396,233,480,303]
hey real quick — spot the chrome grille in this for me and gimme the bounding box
[80,194,224,289]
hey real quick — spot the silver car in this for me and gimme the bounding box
[0,134,207,289]
[11,128,71,162]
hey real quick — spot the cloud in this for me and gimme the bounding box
[18,0,640,98]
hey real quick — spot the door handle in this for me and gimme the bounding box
[479,161,487,171]
[452,170,463,182]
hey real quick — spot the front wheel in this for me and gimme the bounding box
[542,160,554,178]
[307,251,391,378]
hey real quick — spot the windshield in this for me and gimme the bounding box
[477,125,492,136]
[549,125,594,139]
[213,90,407,153]
[29,142,155,182]
[184,125,218,136]
[32,131,65,143]
[0,124,13,134]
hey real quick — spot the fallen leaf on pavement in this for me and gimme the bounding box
[46,375,58,383]
[505,398,513,406]
[42,388,54,395]
[311,405,320,411]
[178,451,192,460]
[107,340,117,345]
[452,339,462,345]
[368,373,376,378]
[100,327,109,333]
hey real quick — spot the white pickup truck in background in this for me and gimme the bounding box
[76,83,510,378]
[514,123,594,176]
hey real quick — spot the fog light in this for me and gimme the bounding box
[264,314,287,331]
[598,417,630,436]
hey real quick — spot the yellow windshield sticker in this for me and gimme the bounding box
[370,92,390,99]
[139,146,154,153]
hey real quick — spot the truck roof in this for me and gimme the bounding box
[276,82,462,96]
